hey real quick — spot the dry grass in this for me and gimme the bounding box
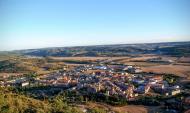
[178,57,190,63]
[0,73,23,78]
[123,62,161,67]
[112,105,148,113]
[129,56,158,62]
[49,57,109,61]
[50,56,131,61]
[142,65,190,77]
[82,102,149,113]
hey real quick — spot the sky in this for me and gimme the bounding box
[0,0,190,51]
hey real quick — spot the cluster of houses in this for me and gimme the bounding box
[1,62,190,113]
[0,64,182,99]
[79,65,181,98]
[0,73,30,87]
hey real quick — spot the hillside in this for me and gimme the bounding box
[0,88,82,113]
[10,41,190,57]
[0,88,50,113]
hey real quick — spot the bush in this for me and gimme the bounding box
[88,107,108,113]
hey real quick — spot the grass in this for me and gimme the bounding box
[142,65,190,77]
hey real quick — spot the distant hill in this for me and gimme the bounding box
[6,41,190,57]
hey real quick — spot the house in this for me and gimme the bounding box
[125,85,135,98]
[21,82,29,87]
[123,66,133,71]
[134,67,143,73]
[125,66,142,73]
[93,66,107,70]
[133,79,145,85]
[184,97,190,105]
[170,89,181,96]
[151,83,165,90]
[86,86,97,93]
[147,75,163,84]
[161,89,181,96]
[136,84,150,94]
[0,81,5,87]
[15,81,29,87]
[183,97,190,110]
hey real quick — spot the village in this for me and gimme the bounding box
[1,59,190,112]
[0,62,184,97]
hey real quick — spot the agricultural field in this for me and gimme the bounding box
[49,55,190,78]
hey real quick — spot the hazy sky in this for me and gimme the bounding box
[0,0,190,51]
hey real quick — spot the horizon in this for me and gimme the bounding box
[1,0,190,51]
[0,40,189,52]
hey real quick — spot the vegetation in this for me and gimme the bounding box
[0,60,27,73]
[130,96,160,106]
[0,88,82,113]
[0,88,51,113]
[0,88,119,113]
[61,90,128,106]
[88,107,108,113]
[156,44,190,57]
[164,74,179,85]
[8,41,190,57]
